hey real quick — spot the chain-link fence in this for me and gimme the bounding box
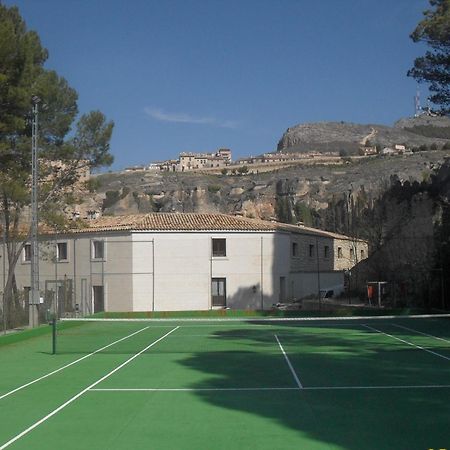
[1,238,154,332]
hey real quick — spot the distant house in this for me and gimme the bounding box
[381,147,395,156]
[7,213,368,314]
[380,145,412,156]
[179,149,232,171]
[146,162,161,171]
[159,159,179,172]
[123,165,146,172]
[360,146,378,156]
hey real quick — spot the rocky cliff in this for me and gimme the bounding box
[80,151,449,229]
[277,116,450,154]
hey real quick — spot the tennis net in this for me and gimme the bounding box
[50,312,450,355]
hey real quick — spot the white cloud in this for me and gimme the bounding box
[144,107,238,129]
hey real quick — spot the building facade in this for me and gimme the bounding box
[4,213,367,314]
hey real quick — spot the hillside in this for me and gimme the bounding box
[277,116,450,154]
[80,151,449,225]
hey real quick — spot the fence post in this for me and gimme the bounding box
[51,317,56,355]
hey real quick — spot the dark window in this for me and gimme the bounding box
[292,242,298,257]
[212,238,226,257]
[361,249,365,259]
[309,244,315,257]
[338,247,343,258]
[57,242,68,261]
[92,240,104,259]
[350,248,354,259]
[324,245,329,258]
[24,244,32,262]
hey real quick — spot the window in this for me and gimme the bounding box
[92,240,105,259]
[361,249,365,259]
[57,242,68,261]
[350,248,354,259]
[324,245,329,258]
[212,238,226,257]
[309,244,315,257]
[337,247,343,258]
[23,244,32,262]
[292,242,299,257]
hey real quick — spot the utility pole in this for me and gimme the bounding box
[316,237,321,311]
[2,229,6,334]
[30,96,40,327]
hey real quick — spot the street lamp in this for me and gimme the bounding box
[30,96,40,327]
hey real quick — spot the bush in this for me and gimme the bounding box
[102,190,120,209]
[294,201,313,226]
[84,178,102,193]
[102,187,130,210]
[208,185,221,193]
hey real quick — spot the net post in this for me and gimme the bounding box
[51,317,56,355]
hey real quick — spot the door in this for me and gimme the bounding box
[93,285,104,313]
[279,277,286,302]
[81,278,89,315]
[211,278,226,307]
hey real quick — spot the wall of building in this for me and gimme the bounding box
[131,231,287,311]
[10,232,135,315]
[5,228,367,314]
[289,271,345,300]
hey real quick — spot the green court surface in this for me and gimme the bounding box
[1,316,450,450]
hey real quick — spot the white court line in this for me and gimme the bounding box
[90,387,298,392]
[304,384,450,391]
[392,323,450,344]
[362,324,450,362]
[90,384,450,392]
[274,334,303,389]
[0,326,179,450]
[0,326,151,401]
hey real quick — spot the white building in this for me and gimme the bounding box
[6,213,367,314]
[179,149,231,171]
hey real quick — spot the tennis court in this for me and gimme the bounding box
[1,315,450,449]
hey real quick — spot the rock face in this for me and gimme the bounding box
[394,115,450,129]
[82,151,449,228]
[277,117,450,154]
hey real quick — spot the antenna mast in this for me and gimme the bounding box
[414,88,421,117]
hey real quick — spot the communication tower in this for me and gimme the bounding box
[414,89,421,117]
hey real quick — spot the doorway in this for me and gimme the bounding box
[211,278,226,307]
[279,277,286,302]
[93,285,104,313]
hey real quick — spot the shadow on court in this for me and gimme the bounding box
[178,321,450,450]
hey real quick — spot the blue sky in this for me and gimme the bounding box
[4,0,430,170]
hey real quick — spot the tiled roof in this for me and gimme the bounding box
[66,212,360,241]
[274,222,360,241]
[1,212,360,241]
[70,213,276,232]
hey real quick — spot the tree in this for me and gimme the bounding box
[0,5,114,326]
[237,165,249,175]
[408,0,450,113]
